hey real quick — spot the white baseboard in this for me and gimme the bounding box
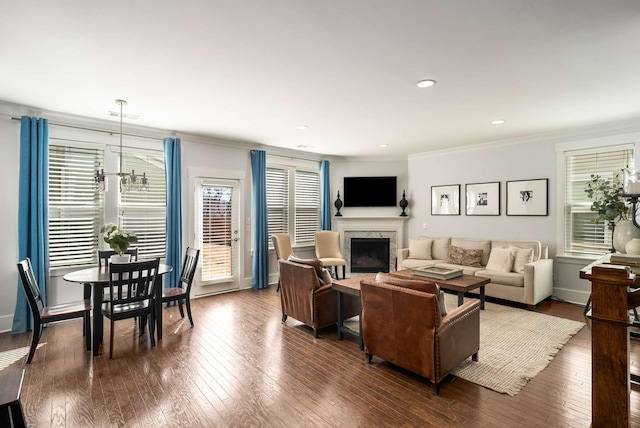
[553,287,590,307]
[0,314,14,334]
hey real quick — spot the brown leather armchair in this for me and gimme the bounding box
[279,257,359,337]
[360,273,480,395]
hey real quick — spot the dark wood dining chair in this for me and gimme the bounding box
[103,258,159,359]
[97,248,138,268]
[17,258,91,364]
[162,247,200,326]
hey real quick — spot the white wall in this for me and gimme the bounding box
[0,104,23,332]
[330,158,409,222]
[407,141,557,248]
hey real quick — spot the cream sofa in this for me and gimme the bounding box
[396,237,553,309]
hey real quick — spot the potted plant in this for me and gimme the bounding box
[584,174,637,252]
[100,223,138,262]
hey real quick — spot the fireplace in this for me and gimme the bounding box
[350,238,391,273]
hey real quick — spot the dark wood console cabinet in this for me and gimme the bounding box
[580,261,636,427]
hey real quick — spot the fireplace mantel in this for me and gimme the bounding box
[334,216,408,277]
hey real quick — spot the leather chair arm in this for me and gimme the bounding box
[436,299,481,380]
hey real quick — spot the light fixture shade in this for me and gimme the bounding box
[95,169,107,192]
[140,172,149,191]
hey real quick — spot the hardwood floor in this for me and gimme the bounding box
[1,289,639,427]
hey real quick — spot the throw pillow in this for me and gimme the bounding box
[510,246,534,273]
[408,239,432,260]
[485,247,515,272]
[446,245,483,267]
[423,236,451,260]
[318,268,333,286]
[287,255,324,276]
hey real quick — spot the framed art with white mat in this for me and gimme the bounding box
[506,178,548,216]
[431,184,460,215]
[466,181,500,216]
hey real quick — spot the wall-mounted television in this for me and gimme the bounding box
[343,176,397,207]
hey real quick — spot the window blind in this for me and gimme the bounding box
[294,169,320,245]
[266,167,289,238]
[200,184,234,281]
[564,148,633,255]
[49,145,104,267]
[119,151,166,260]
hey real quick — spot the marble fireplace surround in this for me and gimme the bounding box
[335,217,408,278]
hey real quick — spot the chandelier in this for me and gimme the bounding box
[94,99,149,193]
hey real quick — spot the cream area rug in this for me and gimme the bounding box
[446,294,585,396]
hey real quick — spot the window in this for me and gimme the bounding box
[294,170,320,244]
[119,150,166,260]
[49,145,104,267]
[199,182,234,281]
[266,165,320,246]
[564,147,633,255]
[266,167,289,237]
[48,142,166,267]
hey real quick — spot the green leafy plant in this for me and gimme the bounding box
[584,174,629,230]
[100,223,138,256]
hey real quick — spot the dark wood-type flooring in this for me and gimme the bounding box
[1,288,639,427]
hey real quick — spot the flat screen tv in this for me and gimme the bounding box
[344,176,397,207]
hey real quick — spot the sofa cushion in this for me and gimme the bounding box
[375,273,446,316]
[446,245,483,267]
[485,247,515,272]
[510,246,534,273]
[287,255,324,276]
[451,238,491,266]
[492,240,541,261]
[420,236,451,260]
[475,270,525,287]
[409,239,432,260]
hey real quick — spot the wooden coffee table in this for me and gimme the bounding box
[392,269,489,309]
[331,274,375,350]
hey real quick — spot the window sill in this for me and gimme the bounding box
[555,253,604,265]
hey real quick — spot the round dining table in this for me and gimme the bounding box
[63,263,173,356]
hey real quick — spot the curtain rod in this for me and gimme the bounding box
[266,153,324,164]
[9,115,164,142]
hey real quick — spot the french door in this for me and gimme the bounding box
[194,178,240,295]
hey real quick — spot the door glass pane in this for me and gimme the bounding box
[201,184,233,281]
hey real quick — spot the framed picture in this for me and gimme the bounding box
[466,182,500,216]
[506,178,549,216]
[431,184,460,215]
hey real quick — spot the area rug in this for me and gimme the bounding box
[447,294,585,396]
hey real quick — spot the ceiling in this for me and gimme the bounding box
[1,1,640,158]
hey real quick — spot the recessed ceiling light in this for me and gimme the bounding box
[417,79,436,88]
[380,144,389,148]
[491,119,505,125]
[297,144,313,149]
[296,125,309,130]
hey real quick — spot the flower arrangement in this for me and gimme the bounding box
[584,174,629,229]
[100,223,138,256]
